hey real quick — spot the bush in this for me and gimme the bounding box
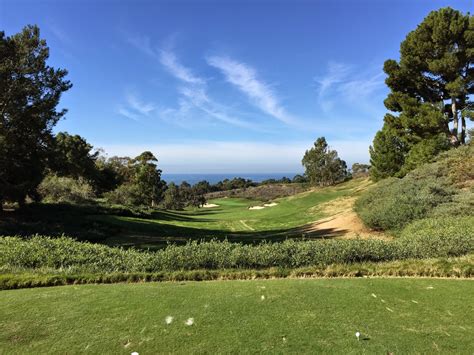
[354,176,454,231]
[356,145,473,231]
[400,216,474,240]
[1,233,472,274]
[103,183,142,206]
[37,174,96,204]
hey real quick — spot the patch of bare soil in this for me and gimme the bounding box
[303,196,390,240]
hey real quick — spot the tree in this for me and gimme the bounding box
[302,137,348,186]
[0,25,72,206]
[49,132,99,181]
[292,174,308,183]
[383,7,473,145]
[369,123,407,181]
[133,151,165,207]
[161,182,184,210]
[351,163,370,178]
[370,8,473,179]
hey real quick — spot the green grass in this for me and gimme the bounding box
[94,180,361,248]
[1,278,473,353]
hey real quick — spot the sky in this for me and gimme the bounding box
[1,0,472,173]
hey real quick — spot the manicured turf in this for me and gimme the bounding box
[96,180,365,248]
[1,278,473,353]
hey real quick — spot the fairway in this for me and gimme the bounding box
[1,279,473,353]
[96,180,370,248]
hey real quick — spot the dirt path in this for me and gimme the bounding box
[302,196,390,240]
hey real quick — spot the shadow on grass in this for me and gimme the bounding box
[0,202,346,250]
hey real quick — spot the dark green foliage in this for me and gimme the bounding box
[48,132,99,182]
[0,25,72,205]
[400,134,450,175]
[37,174,96,204]
[261,176,292,184]
[212,177,256,191]
[369,119,407,181]
[302,137,348,186]
[161,182,184,210]
[101,151,165,207]
[370,8,473,179]
[384,7,473,144]
[133,152,165,207]
[292,174,308,183]
[103,183,142,206]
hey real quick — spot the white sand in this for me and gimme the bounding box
[203,203,219,208]
[249,206,265,210]
[263,202,278,207]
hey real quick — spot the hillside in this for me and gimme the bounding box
[355,145,474,234]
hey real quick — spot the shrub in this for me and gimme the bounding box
[400,216,474,240]
[354,176,454,231]
[37,174,96,204]
[355,145,473,231]
[103,183,142,206]
[1,233,472,274]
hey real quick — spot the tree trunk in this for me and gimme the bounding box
[460,114,466,145]
[451,98,459,145]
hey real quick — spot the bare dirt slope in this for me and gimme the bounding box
[302,180,390,240]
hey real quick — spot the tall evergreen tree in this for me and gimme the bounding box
[370,7,473,179]
[0,26,71,206]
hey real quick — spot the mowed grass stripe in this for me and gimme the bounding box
[0,279,473,353]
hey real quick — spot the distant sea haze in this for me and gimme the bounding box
[162,173,302,185]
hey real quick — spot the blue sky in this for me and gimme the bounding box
[1,0,472,173]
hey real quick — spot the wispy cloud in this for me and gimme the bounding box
[126,92,156,115]
[117,107,140,121]
[207,56,296,125]
[160,50,205,85]
[315,62,351,97]
[124,33,258,129]
[125,34,156,57]
[338,72,385,103]
[315,62,385,114]
[156,49,258,129]
[117,91,155,121]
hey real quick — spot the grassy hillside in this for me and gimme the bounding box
[1,279,473,354]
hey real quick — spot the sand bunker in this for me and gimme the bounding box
[203,203,219,208]
[249,202,278,210]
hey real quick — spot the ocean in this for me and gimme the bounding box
[161,173,301,185]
